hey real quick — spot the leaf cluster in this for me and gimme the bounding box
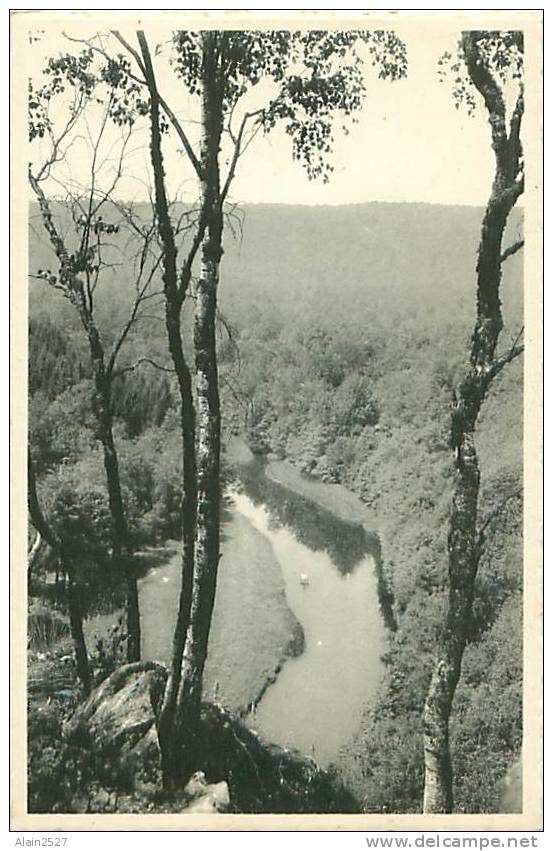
[437,30,523,115]
[173,28,407,182]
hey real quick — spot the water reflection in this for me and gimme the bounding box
[237,456,376,575]
[232,489,386,765]
[236,454,396,632]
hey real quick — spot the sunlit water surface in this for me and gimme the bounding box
[231,487,385,765]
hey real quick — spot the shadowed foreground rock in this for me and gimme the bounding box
[63,662,360,814]
[63,661,168,790]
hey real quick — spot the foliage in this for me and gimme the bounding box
[27,668,156,813]
[172,29,407,182]
[29,316,90,400]
[438,30,523,113]
[112,369,172,438]
[451,594,523,812]
[29,382,97,475]
[221,317,379,478]
[28,600,71,651]
[28,696,92,813]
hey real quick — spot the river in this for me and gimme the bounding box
[232,489,385,765]
[86,443,388,767]
[223,445,387,765]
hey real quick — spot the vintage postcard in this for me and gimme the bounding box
[10,9,543,831]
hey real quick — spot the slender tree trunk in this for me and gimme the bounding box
[157,298,197,786]
[174,32,224,779]
[28,173,141,664]
[80,310,141,663]
[27,531,43,573]
[137,31,199,787]
[65,564,92,695]
[28,454,92,695]
[423,428,480,812]
[422,32,524,813]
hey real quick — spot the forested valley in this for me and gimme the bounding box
[25,28,526,818]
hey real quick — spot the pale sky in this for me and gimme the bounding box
[24,13,530,208]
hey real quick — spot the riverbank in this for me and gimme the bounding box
[82,436,392,768]
[226,435,378,531]
[84,512,304,715]
[225,436,396,631]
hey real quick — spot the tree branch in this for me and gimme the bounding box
[461,32,508,159]
[28,169,80,302]
[110,29,148,76]
[117,30,201,178]
[107,242,164,378]
[113,356,175,378]
[221,110,263,204]
[178,214,207,305]
[487,328,524,382]
[500,239,524,264]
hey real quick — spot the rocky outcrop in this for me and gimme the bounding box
[62,663,231,812]
[183,772,230,813]
[63,661,167,788]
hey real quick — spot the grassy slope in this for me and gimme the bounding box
[84,515,302,715]
[265,458,377,529]
[204,510,303,711]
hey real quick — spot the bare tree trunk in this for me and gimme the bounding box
[423,32,524,813]
[137,31,199,788]
[138,29,226,787]
[174,31,224,778]
[65,566,92,696]
[28,454,92,695]
[79,310,141,663]
[423,429,480,813]
[157,295,197,787]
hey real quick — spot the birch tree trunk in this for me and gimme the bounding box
[157,292,197,785]
[137,31,199,787]
[27,531,43,573]
[174,32,224,777]
[423,31,524,813]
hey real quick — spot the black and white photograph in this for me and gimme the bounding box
[10,9,543,831]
